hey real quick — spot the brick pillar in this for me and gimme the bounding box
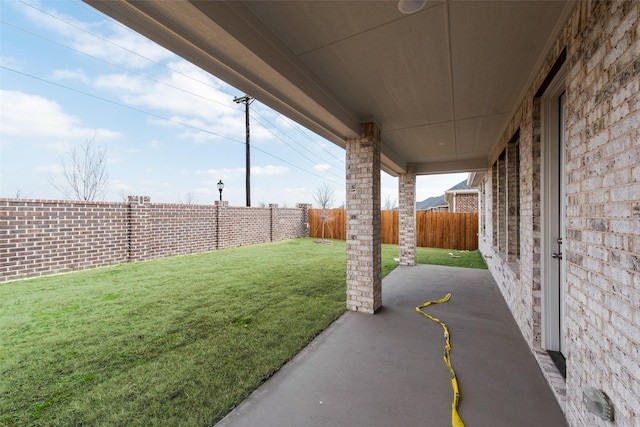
[346,122,381,314]
[128,196,151,261]
[297,203,312,237]
[399,163,416,266]
[269,203,279,242]
[215,200,229,249]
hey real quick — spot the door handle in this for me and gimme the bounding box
[551,252,563,259]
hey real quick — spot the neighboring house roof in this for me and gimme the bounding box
[416,180,477,210]
[416,195,445,210]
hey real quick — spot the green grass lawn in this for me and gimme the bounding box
[415,246,487,269]
[1,238,484,426]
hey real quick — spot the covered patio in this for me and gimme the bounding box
[216,264,566,427]
[83,1,640,425]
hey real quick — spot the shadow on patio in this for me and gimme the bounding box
[216,264,567,427]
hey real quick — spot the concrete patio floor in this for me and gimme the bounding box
[215,264,567,427]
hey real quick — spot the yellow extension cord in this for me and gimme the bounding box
[416,293,465,427]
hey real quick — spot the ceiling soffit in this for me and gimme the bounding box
[85,0,574,176]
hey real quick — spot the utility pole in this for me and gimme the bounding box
[234,95,254,207]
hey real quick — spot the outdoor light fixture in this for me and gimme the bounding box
[583,387,614,421]
[398,0,427,14]
[217,179,224,201]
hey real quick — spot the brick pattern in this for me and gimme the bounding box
[506,141,520,260]
[478,2,640,426]
[144,200,217,258]
[563,2,639,425]
[1,198,310,282]
[451,193,478,213]
[346,122,381,314]
[0,199,129,281]
[276,207,310,241]
[497,152,507,253]
[399,163,416,266]
[218,206,271,250]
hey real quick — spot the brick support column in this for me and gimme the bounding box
[128,196,151,261]
[269,203,279,242]
[399,163,416,266]
[346,122,381,314]
[297,203,312,237]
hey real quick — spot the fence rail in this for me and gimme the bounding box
[309,209,478,250]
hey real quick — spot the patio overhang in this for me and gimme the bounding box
[84,0,576,177]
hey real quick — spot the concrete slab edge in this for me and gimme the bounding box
[532,347,567,412]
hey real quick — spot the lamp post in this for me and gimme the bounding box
[217,179,224,201]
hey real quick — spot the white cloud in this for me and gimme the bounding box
[314,164,331,172]
[147,140,163,150]
[51,69,90,84]
[73,24,174,69]
[251,165,288,176]
[35,164,63,174]
[0,55,23,71]
[21,1,174,69]
[195,167,244,179]
[0,90,121,143]
[91,64,254,145]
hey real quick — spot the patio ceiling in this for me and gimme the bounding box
[84,0,575,176]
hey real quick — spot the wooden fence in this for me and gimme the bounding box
[309,209,478,250]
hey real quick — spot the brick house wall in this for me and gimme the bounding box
[451,193,478,213]
[477,2,639,426]
[1,197,311,283]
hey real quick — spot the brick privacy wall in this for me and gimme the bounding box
[479,1,640,426]
[1,198,309,283]
[145,202,217,259]
[0,199,129,282]
[218,206,271,250]
[276,207,310,241]
[452,193,477,213]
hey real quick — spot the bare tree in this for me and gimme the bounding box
[118,187,132,202]
[51,136,108,201]
[383,194,397,210]
[313,182,335,241]
[14,188,29,199]
[183,192,197,205]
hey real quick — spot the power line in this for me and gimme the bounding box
[0,19,243,115]
[0,65,342,186]
[7,1,347,172]
[15,0,347,170]
[249,110,343,179]
[15,0,241,100]
[280,115,346,165]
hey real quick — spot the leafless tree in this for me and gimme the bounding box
[14,188,29,199]
[313,182,335,241]
[183,192,197,205]
[51,136,108,201]
[383,195,397,210]
[118,187,132,202]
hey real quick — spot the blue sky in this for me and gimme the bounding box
[0,0,468,207]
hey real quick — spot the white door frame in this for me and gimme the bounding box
[541,65,567,353]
